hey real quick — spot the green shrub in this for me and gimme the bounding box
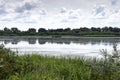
[0,44,18,79]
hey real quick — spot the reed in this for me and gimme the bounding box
[0,44,120,80]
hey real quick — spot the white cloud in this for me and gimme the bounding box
[60,7,67,13]
[0,0,120,29]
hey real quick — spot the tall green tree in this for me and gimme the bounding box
[38,28,47,33]
[28,28,36,33]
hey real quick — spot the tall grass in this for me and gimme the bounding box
[0,44,120,80]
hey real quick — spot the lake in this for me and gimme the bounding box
[0,36,120,58]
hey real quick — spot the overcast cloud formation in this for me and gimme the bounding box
[0,0,120,30]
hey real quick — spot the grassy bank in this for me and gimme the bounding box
[1,45,120,80]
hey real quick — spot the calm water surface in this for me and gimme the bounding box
[0,36,120,58]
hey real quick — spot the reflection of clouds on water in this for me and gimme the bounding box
[0,37,119,57]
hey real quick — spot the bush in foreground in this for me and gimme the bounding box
[0,44,17,79]
[0,44,120,80]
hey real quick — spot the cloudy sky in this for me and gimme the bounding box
[0,0,120,30]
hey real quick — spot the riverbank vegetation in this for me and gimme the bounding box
[1,26,120,36]
[1,44,120,80]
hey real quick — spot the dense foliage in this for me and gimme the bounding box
[1,26,120,36]
[1,44,120,80]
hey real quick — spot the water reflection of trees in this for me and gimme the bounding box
[11,39,18,44]
[4,40,10,44]
[1,38,120,45]
[4,39,19,44]
[28,38,36,44]
[38,39,46,44]
[38,38,71,44]
[38,38,120,45]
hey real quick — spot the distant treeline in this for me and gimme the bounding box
[1,26,120,36]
